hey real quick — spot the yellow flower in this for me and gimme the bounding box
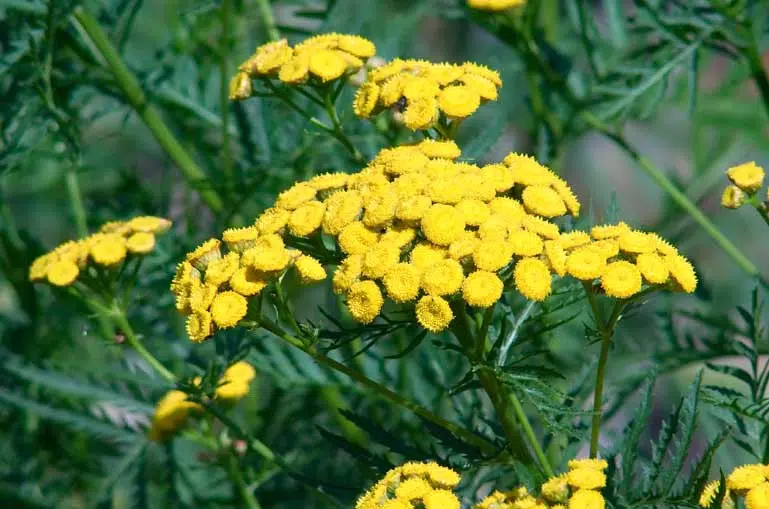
[473,239,513,271]
[449,231,480,260]
[395,477,433,500]
[552,180,581,216]
[635,252,669,284]
[700,480,733,509]
[421,259,465,296]
[308,49,349,81]
[186,309,213,343]
[338,34,376,58]
[460,173,496,202]
[424,463,461,487]
[278,53,310,83]
[294,255,326,284]
[618,230,656,254]
[521,214,560,239]
[171,261,197,293]
[380,225,416,248]
[541,474,569,503]
[393,173,430,198]
[240,39,293,75]
[438,85,481,118]
[228,71,252,100]
[462,62,502,86]
[363,187,398,227]
[664,254,697,293]
[329,256,361,295]
[189,281,218,312]
[339,222,380,255]
[600,261,642,299]
[362,242,401,279]
[216,361,256,401]
[416,139,461,159]
[590,222,631,240]
[568,489,605,509]
[416,295,454,333]
[46,259,80,287]
[309,172,349,192]
[489,196,526,222]
[521,185,567,218]
[747,482,769,509]
[403,95,440,130]
[462,271,503,307]
[186,238,222,271]
[567,458,609,471]
[205,252,240,286]
[127,216,172,233]
[354,82,380,118]
[423,490,461,509]
[322,190,363,234]
[459,73,498,100]
[727,161,765,194]
[428,178,465,205]
[275,182,317,210]
[509,229,544,257]
[148,389,201,441]
[402,76,441,100]
[468,0,526,11]
[421,204,466,246]
[544,240,567,276]
[288,200,326,237]
[651,234,679,256]
[222,226,261,252]
[255,207,291,234]
[568,467,607,490]
[566,247,607,280]
[514,257,552,301]
[383,262,421,303]
[90,233,128,266]
[230,266,270,296]
[410,243,447,270]
[481,164,515,193]
[727,464,767,491]
[721,185,746,209]
[456,199,491,226]
[346,280,384,324]
[587,239,620,258]
[245,246,290,272]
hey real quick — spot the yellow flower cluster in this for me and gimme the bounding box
[353,59,502,130]
[148,361,255,441]
[555,221,698,298]
[699,463,769,509]
[29,216,172,288]
[172,226,327,342]
[355,461,462,509]
[475,458,607,509]
[468,0,526,11]
[721,161,766,209]
[230,34,376,99]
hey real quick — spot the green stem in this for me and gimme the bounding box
[323,91,365,164]
[751,199,769,229]
[219,0,234,187]
[508,392,554,476]
[110,306,176,382]
[450,302,532,463]
[65,165,88,238]
[256,0,280,42]
[584,285,626,458]
[255,316,499,456]
[225,452,261,509]
[72,8,223,213]
[581,111,760,278]
[319,386,367,445]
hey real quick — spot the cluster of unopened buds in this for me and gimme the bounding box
[28,216,171,287]
[721,161,767,210]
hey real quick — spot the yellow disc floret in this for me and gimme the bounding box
[462,271,503,308]
[346,280,384,324]
[416,295,454,333]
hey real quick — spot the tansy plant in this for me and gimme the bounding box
[6,1,769,508]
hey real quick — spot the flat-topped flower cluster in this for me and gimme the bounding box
[29,216,171,287]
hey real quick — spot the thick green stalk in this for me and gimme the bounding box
[255,316,498,456]
[110,307,177,383]
[65,165,88,238]
[72,8,223,213]
[450,303,533,464]
[508,392,554,476]
[256,0,280,42]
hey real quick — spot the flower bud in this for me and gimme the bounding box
[721,185,746,209]
[228,72,252,101]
